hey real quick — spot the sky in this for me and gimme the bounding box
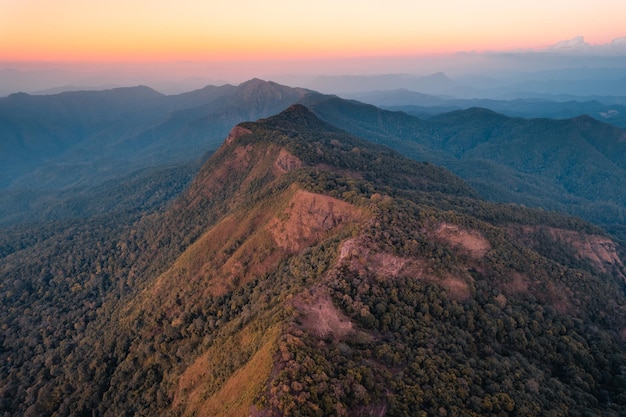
[1,0,626,92]
[2,0,626,60]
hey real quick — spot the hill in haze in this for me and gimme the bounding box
[0,79,310,225]
[0,78,309,191]
[344,89,626,129]
[1,105,625,416]
[3,78,626,241]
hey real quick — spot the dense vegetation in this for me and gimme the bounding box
[272,193,626,416]
[3,79,626,245]
[350,90,626,129]
[304,95,626,242]
[1,105,625,416]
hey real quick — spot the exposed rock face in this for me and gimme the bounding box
[548,228,624,272]
[337,237,472,300]
[5,103,626,417]
[339,237,414,278]
[515,225,625,278]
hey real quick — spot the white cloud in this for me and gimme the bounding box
[610,37,626,51]
[544,36,626,55]
[548,36,590,51]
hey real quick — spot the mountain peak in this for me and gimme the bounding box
[275,103,318,120]
[284,103,309,113]
[237,77,268,88]
[236,78,294,94]
[256,103,341,133]
[427,71,451,80]
[4,96,626,416]
[232,78,310,106]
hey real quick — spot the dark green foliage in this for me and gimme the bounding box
[347,89,626,129]
[273,186,626,416]
[1,104,625,416]
[306,96,626,240]
[241,105,477,198]
[0,159,203,227]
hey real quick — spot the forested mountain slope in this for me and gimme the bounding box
[0,79,309,226]
[304,95,626,240]
[1,105,625,416]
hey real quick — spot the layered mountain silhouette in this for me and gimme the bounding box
[1,105,625,416]
[3,79,626,240]
[0,78,309,191]
[346,89,626,128]
[5,78,626,239]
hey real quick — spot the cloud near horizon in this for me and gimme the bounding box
[543,36,626,54]
[2,0,626,62]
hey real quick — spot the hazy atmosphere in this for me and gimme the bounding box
[1,0,626,95]
[3,1,626,416]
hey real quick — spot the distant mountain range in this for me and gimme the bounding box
[302,72,458,95]
[294,69,626,99]
[343,89,626,127]
[0,79,309,191]
[2,79,626,244]
[1,104,624,416]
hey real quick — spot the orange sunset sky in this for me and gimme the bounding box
[1,0,626,93]
[2,0,626,62]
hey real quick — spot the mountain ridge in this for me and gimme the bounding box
[2,104,625,416]
[303,94,626,239]
[2,78,626,248]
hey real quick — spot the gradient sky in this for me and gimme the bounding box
[2,0,626,62]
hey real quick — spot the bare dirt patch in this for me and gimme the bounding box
[337,238,471,301]
[368,252,426,280]
[338,238,426,280]
[441,276,472,301]
[550,229,624,273]
[339,237,360,261]
[516,226,625,277]
[296,292,353,340]
[435,223,491,258]
[270,190,363,253]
